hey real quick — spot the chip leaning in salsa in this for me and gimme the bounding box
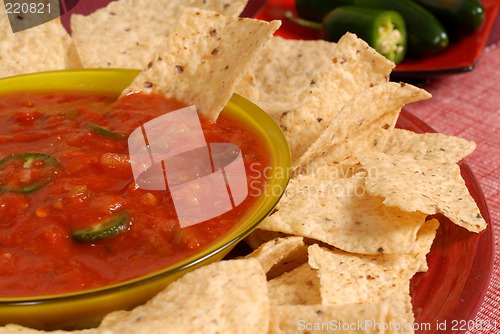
[0,90,271,298]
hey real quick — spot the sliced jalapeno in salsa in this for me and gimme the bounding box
[87,123,126,139]
[286,6,407,64]
[0,153,60,193]
[71,212,130,242]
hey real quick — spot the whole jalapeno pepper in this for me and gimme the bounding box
[317,6,407,64]
[296,0,341,21]
[324,7,406,64]
[295,0,449,58]
[412,0,485,41]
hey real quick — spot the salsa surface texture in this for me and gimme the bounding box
[0,91,270,297]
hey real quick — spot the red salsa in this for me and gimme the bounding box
[0,91,270,297]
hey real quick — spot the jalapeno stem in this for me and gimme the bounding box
[284,10,323,30]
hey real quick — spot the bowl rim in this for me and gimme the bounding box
[0,69,292,304]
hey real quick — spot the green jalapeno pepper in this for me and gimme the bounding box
[286,6,407,64]
[295,0,340,21]
[412,0,485,41]
[295,0,449,58]
[0,153,61,193]
[71,212,130,242]
[87,123,126,139]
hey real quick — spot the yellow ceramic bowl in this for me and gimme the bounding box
[0,70,291,330]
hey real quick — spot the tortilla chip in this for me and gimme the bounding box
[294,81,432,170]
[358,152,487,232]
[235,36,337,122]
[4,0,62,33]
[268,303,393,334]
[120,7,280,121]
[267,263,322,305]
[182,0,248,15]
[274,280,412,334]
[278,33,395,161]
[0,324,90,333]
[308,245,416,306]
[245,236,308,278]
[259,172,427,255]
[244,229,292,250]
[99,258,268,334]
[294,157,364,179]
[414,219,440,272]
[0,17,78,78]
[379,281,415,334]
[384,128,476,164]
[70,0,249,69]
[268,246,310,280]
[299,106,401,175]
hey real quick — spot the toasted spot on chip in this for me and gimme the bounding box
[120,7,280,121]
[358,152,487,232]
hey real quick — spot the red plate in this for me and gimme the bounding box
[254,0,500,78]
[398,110,494,334]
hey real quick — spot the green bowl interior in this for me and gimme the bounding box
[0,69,291,302]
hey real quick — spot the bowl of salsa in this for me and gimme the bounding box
[0,69,291,330]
